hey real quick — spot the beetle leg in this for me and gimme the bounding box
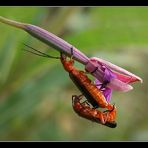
[81,100,90,106]
[70,46,74,59]
[99,112,106,124]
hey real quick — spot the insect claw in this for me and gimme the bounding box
[103,105,115,113]
[70,46,74,60]
[111,103,116,112]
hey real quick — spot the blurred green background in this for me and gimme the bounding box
[0,7,147,141]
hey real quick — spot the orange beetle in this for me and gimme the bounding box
[72,95,117,128]
[60,53,117,127]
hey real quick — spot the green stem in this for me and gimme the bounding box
[0,16,26,30]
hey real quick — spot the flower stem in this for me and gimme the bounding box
[0,16,89,65]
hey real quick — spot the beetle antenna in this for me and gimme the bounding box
[22,43,60,59]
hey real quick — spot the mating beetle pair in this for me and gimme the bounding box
[24,45,117,128]
[60,52,117,128]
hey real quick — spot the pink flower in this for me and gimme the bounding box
[85,57,143,92]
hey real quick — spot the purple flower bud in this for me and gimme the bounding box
[86,57,143,92]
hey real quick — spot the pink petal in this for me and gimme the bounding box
[90,57,143,83]
[112,71,140,84]
[107,78,133,92]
